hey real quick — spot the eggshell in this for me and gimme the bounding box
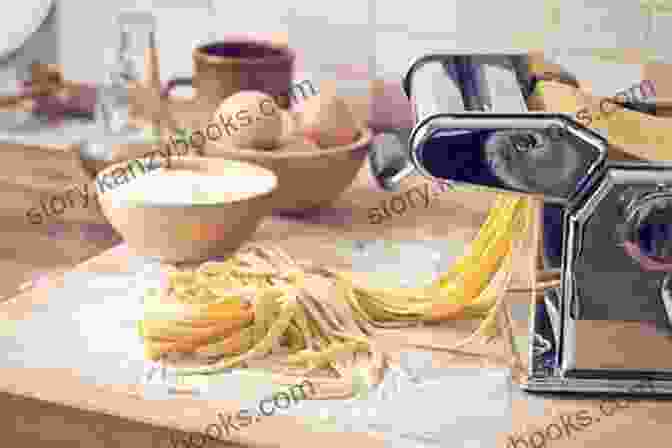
[298,91,360,147]
[213,91,283,150]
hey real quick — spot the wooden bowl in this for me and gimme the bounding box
[203,128,372,213]
[95,156,277,263]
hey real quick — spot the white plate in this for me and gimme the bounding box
[0,0,54,61]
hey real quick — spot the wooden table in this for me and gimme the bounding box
[0,146,544,447]
[4,54,672,448]
[3,152,672,448]
[0,137,119,302]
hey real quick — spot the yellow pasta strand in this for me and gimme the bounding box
[140,194,531,398]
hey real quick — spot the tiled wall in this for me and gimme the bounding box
[54,0,670,86]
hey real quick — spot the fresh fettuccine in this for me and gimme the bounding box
[139,194,533,398]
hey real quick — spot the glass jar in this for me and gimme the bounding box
[97,71,133,134]
[96,11,157,134]
[117,11,157,85]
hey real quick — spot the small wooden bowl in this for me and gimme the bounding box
[203,128,372,213]
[96,156,277,263]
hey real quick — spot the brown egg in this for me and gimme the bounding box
[298,90,360,147]
[213,91,283,150]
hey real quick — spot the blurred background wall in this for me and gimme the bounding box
[28,0,672,92]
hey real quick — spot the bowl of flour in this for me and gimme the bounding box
[96,156,277,263]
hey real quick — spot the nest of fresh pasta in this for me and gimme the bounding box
[139,195,531,398]
[139,245,388,398]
